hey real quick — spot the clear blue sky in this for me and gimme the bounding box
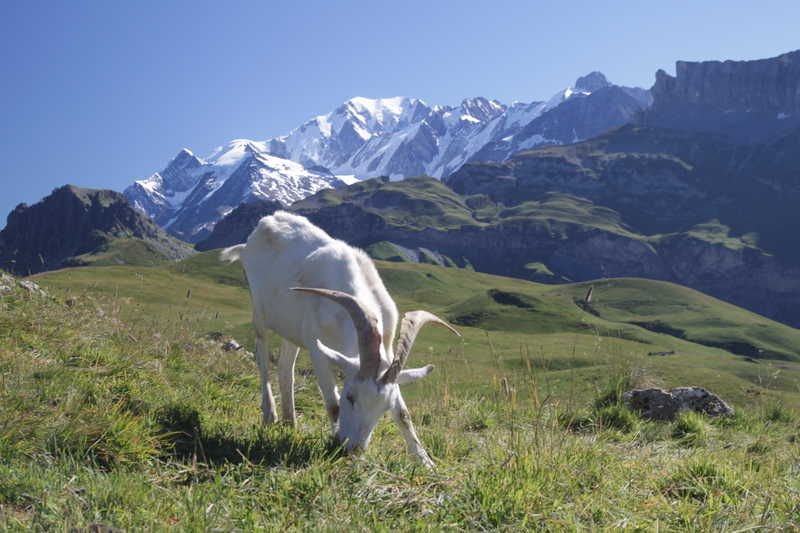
[1,0,798,227]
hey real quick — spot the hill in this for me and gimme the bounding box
[192,175,800,328]
[1,256,799,530]
[30,253,800,407]
[0,185,194,275]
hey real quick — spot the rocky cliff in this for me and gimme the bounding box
[0,185,193,275]
[641,50,800,142]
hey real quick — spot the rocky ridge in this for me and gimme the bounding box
[641,49,800,142]
[0,185,193,276]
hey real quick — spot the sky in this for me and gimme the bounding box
[1,0,799,226]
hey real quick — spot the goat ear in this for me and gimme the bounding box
[396,365,434,385]
[315,339,359,375]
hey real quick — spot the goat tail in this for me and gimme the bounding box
[220,244,245,263]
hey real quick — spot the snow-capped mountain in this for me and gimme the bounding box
[124,71,650,242]
[124,142,352,242]
[266,72,650,180]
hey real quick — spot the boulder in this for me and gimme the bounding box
[0,272,14,294]
[18,280,48,298]
[622,387,734,420]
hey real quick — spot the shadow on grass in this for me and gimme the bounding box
[155,403,343,468]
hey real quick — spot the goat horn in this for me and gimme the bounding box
[380,311,460,384]
[290,287,382,380]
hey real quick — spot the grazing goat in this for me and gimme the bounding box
[221,211,459,466]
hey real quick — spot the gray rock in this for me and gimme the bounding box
[0,272,14,294]
[622,387,734,420]
[18,280,48,297]
[222,339,242,352]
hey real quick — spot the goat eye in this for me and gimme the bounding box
[346,393,355,406]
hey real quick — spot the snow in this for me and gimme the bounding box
[336,174,360,185]
[135,173,164,194]
[126,74,617,239]
[164,187,195,208]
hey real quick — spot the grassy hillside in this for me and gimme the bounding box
[1,258,799,530]
[63,237,192,268]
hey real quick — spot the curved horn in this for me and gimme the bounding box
[290,287,382,380]
[380,310,460,384]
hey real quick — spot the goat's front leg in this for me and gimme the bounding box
[390,395,434,468]
[254,333,277,425]
[308,346,341,430]
[278,339,300,426]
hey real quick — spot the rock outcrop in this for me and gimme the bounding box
[641,49,800,142]
[0,185,193,275]
[623,387,734,420]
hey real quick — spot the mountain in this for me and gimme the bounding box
[194,198,283,252]
[640,49,800,142]
[125,73,650,241]
[266,73,650,180]
[438,49,800,325]
[124,144,352,242]
[197,174,800,328]
[471,73,651,162]
[0,185,193,275]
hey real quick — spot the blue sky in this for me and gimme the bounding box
[1,0,798,226]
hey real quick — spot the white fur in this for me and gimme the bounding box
[222,211,434,466]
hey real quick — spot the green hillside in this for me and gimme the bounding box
[31,253,800,408]
[64,237,193,268]
[1,257,798,531]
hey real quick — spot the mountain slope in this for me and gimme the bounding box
[124,143,351,242]
[0,185,193,275]
[125,73,650,241]
[190,175,800,327]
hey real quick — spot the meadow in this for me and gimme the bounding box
[1,255,798,531]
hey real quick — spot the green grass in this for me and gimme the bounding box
[64,237,183,268]
[497,193,638,240]
[2,259,800,531]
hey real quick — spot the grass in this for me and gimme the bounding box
[64,237,184,268]
[2,259,800,530]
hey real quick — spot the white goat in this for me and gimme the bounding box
[220,211,459,466]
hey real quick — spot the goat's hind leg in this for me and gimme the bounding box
[254,333,278,425]
[278,339,300,426]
